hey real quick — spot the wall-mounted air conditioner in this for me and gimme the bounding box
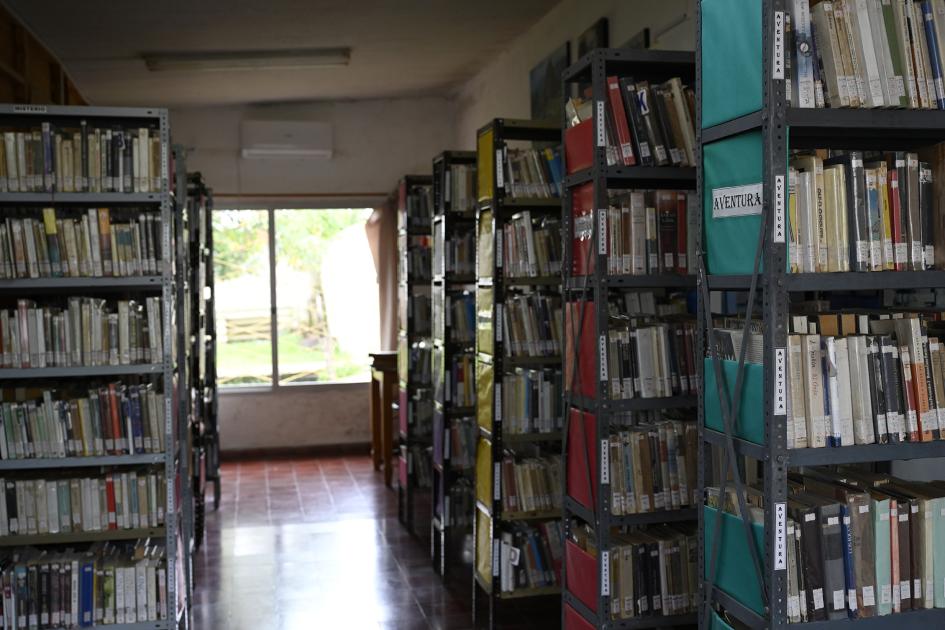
[240,119,333,159]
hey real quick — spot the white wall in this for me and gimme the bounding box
[171,96,457,203]
[218,383,369,452]
[452,0,696,148]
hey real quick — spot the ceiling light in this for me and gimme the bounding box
[143,48,350,72]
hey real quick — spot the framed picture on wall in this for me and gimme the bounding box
[577,17,609,58]
[529,41,571,123]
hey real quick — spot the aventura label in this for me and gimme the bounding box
[712,183,763,219]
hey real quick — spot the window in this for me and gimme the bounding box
[213,207,378,387]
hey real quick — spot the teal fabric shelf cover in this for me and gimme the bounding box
[704,505,766,616]
[703,357,765,446]
[701,0,763,128]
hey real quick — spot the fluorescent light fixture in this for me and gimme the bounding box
[143,48,350,72]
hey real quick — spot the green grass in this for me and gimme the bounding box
[218,332,368,384]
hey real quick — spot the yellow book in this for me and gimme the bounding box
[789,168,799,273]
[823,165,849,272]
[876,162,895,270]
[474,437,492,513]
[477,127,495,203]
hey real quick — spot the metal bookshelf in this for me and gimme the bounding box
[471,117,563,629]
[430,150,477,578]
[0,104,185,628]
[695,3,945,629]
[397,174,434,534]
[559,48,699,630]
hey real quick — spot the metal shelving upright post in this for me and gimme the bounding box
[397,174,434,534]
[471,118,564,629]
[558,48,700,630]
[697,2,945,629]
[0,103,187,629]
[430,150,478,578]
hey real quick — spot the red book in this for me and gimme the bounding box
[566,407,597,511]
[607,75,637,166]
[105,473,117,530]
[675,192,689,274]
[889,169,906,271]
[565,301,597,399]
[571,183,595,276]
[564,119,594,175]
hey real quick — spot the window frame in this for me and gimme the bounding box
[213,205,375,392]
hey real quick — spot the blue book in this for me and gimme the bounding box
[80,560,94,627]
[839,504,857,618]
[129,387,144,454]
[922,1,945,109]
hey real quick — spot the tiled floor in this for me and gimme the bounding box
[190,456,482,630]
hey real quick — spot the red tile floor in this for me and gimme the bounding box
[190,456,482,629]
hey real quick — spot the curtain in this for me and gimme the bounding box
[365,195,398,351]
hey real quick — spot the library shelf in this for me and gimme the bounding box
[0,527,166,547]
[0,191,164,205]
[0,453,165,470]
[0,276,164,291]
[706,270,945,292]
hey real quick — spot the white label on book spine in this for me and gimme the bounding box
[493,462,501,501]
[773,11,785,80]
[600,439,610,485]
[495,149,504,189]
[774,502,787,570]
[600,550,610,596]
[599,335,608,382]
[774,174,786,243]
[509,546,521,566]
[598,208,607,254]
[596,101,606,147]
[882,584,892,605]
[774,348,787,415]
[813,588,825,610]
[901,580,911,600]
[712,183,763,219]
[863,585,876,607]
[833,590,845,611]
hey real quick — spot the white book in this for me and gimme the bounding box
[813,1,852,107]
[834,338,857,445]
[46,480,59,534]
[850,0,888,105]
[867,0,897,104]
[3,133,17,192]
[36,479,49,533]
[115,563,125,623]
[803,334,828,447]
[798,171,817,272]
[792,0,818,107]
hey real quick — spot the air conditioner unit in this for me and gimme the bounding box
[240,119,333,159]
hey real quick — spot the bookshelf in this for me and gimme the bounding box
[559,48,699,630]
[430,150,477,578]
[698,3,945,629]
[0,103,186,628]
[397,174,434,534]
[471,118,563,629]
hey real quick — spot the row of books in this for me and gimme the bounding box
[445,479,474,530]
[401,340,431,387]
[434,352,474,407]
[571,521,698,620]
[711,468,945,621]
[0,210,164,279]
[434,229,474,277]
[496,521,563,594]
[792,0,945,110]
[401,236,432,281]
[0,541,168,627]
[0,383,166,460]
[788,152,934,273]
[444,163,477,214]
[0,125,163,193]
[607,318,698,400]
[407,445,432,489]
[598,190,696,277]
[502,293,563,359]
[502,214,561,279]
[404,393,433,443]
[718,311,945,448]
[502,147,563,200]
[436,292,474,345]
[0,298,163,369]
[401,185,434,230]
[566,77,696,169]
[502,368,563,436]
[499,454,562,515]
[0,471,166,536]
[445,418,476,472]
[402,295,431,337]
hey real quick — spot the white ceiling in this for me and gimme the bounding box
[6,0,561,107]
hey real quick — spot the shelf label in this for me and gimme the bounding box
[773,11,785,80]
[496,303,503,342]
[496,231,503,268]
[496,149,505,189]
[774,174,786,243]
[596,101,606,147]
[601,550,611,596]
[774,348,787,416]
[13,104,47,114]
[712,183,763,219]
[444,170,451,203]
[492,538,500,576]
[495,383,502,422]
[600,439,610,485]
[599,335,608,382]
[445,427,451,458]
[494,462,501,501]
[444,496,450,527]
[775,502,787,570]
[598,208,607,254]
